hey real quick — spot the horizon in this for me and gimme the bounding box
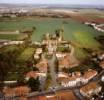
[0,0,104,6]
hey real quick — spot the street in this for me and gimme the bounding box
[48,53,58,87]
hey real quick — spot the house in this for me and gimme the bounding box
[3,86,30,97]
[61,77,78,87]
[13,86,31,96]
[99,60,104,69]
[32,90,76,100]
[56,90,76,100]
[38,96,47,100]
[58,69,97,87]
[56,52,67,59]
[80,82,102,98]
[3,87,15,97]
[25,71,46,81]
[46,95,56,100]
[82,69,98,84]
[57,72,69,78]
[47,44,54,54]
[36,58,48,73]
[59,53,79,69]
[25,71,39,81]
[59,54,71,68]
[42,39,58,46]
[34,48,43,60]
[101,75,104,82]
[34,54,40,59]
[98,53,104,61]
[3,41,24,45]
[57,72,81,87]
[35,48,43,55]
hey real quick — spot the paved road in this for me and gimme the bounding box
[69,44,74,56]
[48,53,58,87]
[73,89,84,100]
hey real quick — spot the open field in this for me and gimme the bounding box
[0,34,20,40]
[0,17,103,59]
[17,47,35,62]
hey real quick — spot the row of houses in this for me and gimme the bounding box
[24,69,98,89]
[80,82,102,98]
[2,70,101,99]
[57,69,97,87]
[3,41,24,45]
[85,22,104,32]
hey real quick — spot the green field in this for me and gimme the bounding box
[0,34,20,40]
[17,47,35,62]
[0,17,103,59]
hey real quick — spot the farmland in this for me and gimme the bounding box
[0,17,103,59]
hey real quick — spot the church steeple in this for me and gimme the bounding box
[58,25,64,42]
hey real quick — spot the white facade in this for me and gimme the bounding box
[36,48,43,54]
[61,77,81,87]
[56,53,66,58]
[3,41,24,45]
[60,72,97,87]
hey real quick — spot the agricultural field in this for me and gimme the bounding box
[0,17,103,59]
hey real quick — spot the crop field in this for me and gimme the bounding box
[0,17,103,59]
[0,34,20,40]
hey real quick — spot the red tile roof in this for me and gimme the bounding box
[80,82,100,93]
[36,59,48,72]
[83,69,97,79]
[99,60,104,68]
[25,71,39,79]
[3,86,31,97]
[59,53,79,68]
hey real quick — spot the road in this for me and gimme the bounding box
[73,89,84,100]
[48,53,58,87]
[69,44,74,56]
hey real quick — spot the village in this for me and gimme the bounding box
[0,28,104,100]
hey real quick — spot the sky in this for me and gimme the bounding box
[0,0,104,5]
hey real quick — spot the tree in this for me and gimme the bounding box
[33,67,39,71]
[55,28,64,38]
[27,77,40,91]
[55,58,59,73]
[62,67,69,73]
[0,52,16,90]
[44,73,52,90]
[0,45,31,87]
[33,26,36,31]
